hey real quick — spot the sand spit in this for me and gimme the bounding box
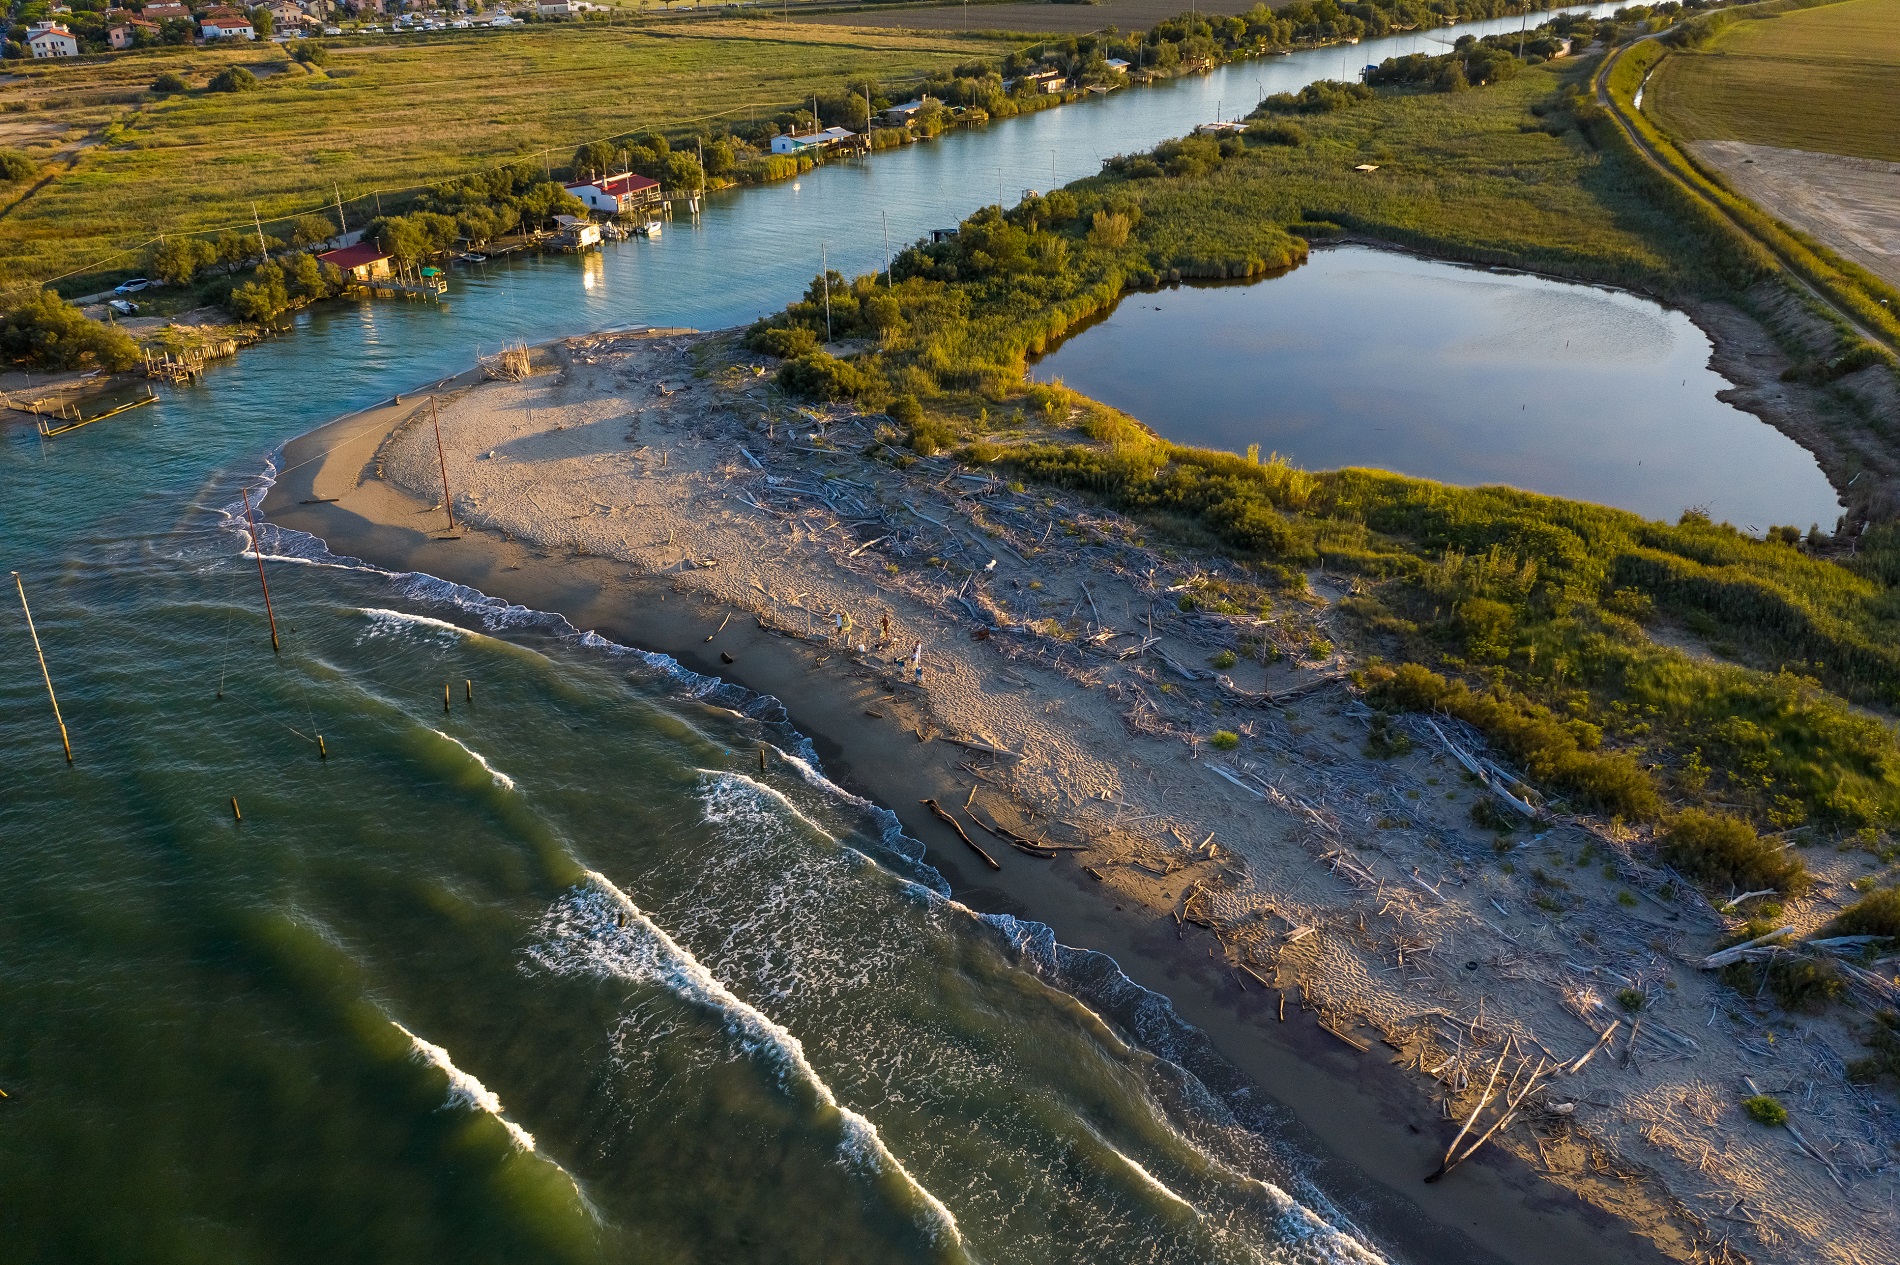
[273,328,1899,1265]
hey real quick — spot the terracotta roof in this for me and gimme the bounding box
[317,243,390,269]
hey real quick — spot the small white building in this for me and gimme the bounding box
[1021,67,1067,94]
[770,126,855,155]
[1103,58,1130,74]
[27,21,80,56]
[200,14,257,37]
[553,215,601,249]
[536,0,569,14]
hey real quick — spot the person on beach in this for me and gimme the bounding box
[911,642,923,683]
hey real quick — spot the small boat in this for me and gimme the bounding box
[459,252,488,263]
[634,220,662,238]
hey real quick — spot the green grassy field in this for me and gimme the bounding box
[1648,0,1900,161]
[0,22,1014,290]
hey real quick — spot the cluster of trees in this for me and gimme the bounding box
[1253,80,1374,115]
[0,290,139,371]
[569,133,704,193]
[373,166,584,256]
[144,214,336,286]
[1365,40,1521,92]
[227,251,345,322]
[1105,133,1242,179]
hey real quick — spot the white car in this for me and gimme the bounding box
[114,277,151,294]
[323,24,340,33]
[107,298,139,316]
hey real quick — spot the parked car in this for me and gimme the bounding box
[107,298,139,316]
[114,278,151,294]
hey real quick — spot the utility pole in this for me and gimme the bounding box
[252,203,268,263]
[430,396,455,532]
[240,487,280,655]
[821,243,831,343]
[12,571,72,764]
[881,210,892,287]
[334,184,348,236]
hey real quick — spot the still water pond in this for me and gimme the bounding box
[1033,246,1843,532]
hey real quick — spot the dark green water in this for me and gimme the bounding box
[3,12,1651,1258]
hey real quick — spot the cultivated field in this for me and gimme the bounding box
[795,0,1269,35]
[0,21,1015,290]
[1647,0,1900,162]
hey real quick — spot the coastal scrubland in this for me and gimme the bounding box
[0,21,1015,288]
[1647,0,1900,162]
[743,49,1900,922]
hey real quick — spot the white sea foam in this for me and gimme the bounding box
[524,873,970,1257]
[356,606,477,645]
[396,1022,538,1152]
[429,729,516,791]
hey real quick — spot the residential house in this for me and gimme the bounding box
[200,13,257,37]
[536,0,569,14]
[269,1,311,29]
[107,17,159,45]
[1103,58,1129,75]
[1020,67,1067,94]
[27,22,80,56]
[770,126,855,155]
[563,172,662,215]
[142,2,189,18]
[877,97,934,126]
[316,243,392,281]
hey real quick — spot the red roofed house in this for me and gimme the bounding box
[563,172,662,215]
[143,1,189,16]
[27,21,80,56]
[200,12,256,37]
[316,242,392,282]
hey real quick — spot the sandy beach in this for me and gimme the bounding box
[265,328,1899,1265]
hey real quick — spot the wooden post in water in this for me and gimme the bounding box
[12,571,73,763]
[241,485,281,653]
[430,396,456,531]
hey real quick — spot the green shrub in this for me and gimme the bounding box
[207,67,259,94]
[1370,664,1662,819]
[776,351,868,401]
[1209,730,1240,751]
[1742,1095,1788,1127]
[1210,649,1237,669]
[1822,886,1900,939]
[1847,1011,1899,1084]
[1660,809,1810,895]
[288,38,328,65]
[889,394,923,429]
[0,291,139,372]
[1615,988,1646,1012]
[747,324,819,359]
[0,149,35,182]
[1247,120,1306,146]
[151,71,189,95]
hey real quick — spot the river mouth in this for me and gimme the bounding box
[1031,244,1844,533]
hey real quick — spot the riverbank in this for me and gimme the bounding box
[267,327,1896,1265]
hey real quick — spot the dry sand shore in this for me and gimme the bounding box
[268,328,1899,1265]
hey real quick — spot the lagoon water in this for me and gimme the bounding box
[1032,247,1844,532]
[0,6,1767,1260]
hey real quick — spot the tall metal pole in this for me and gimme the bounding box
[12,571,72,763]
[821,244,832,343]
[240,487,280,654]
[882,210,892,287]
[430,396,455,531]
